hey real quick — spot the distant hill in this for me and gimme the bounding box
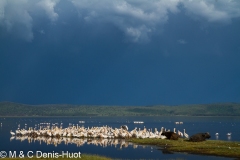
[0,101,240,116]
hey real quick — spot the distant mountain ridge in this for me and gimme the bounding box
[0,101,240,116]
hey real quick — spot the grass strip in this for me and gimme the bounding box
[129,138,240,158]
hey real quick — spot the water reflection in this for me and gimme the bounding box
[215,134,232,141]
[227,135,231,141]
[11,136,141,149]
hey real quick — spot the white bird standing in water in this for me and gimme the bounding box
[10,130,15,136]
[183,129,189,139]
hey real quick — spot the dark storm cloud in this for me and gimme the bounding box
[0,0,60,41]
[1,0,240,42]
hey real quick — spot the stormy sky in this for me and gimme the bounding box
[0,0,240,106]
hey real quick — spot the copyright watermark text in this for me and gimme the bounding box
[0,151,81,158]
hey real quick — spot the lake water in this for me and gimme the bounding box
[0,116,239,159]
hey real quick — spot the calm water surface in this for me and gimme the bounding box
[0,116,239,159]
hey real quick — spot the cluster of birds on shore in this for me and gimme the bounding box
[10,123,189,139]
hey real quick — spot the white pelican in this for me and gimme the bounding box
[178,130,183,137]
[159,127,167,139]
[173,128,176,133]
[121,125,128,131]
[10,130,15,136]
[183,129,189,139]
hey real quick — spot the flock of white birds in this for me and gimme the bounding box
[10,123,189,139]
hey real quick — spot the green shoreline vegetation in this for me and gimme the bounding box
[1,101,240,116]
[129,138,240,158]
